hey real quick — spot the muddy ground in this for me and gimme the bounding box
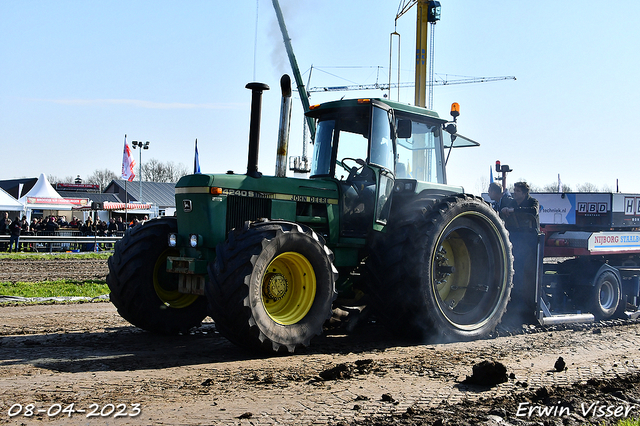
[0,256,639,425]
[0,257,107,283]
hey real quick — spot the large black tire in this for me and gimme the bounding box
[207,220,338,354]
[587,270,621,319]
[107,217,208,334]
[366,194,513,341]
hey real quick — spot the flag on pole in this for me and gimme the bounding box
[121,135,136,182]
[490,166,494,184]
[194,139,201,174]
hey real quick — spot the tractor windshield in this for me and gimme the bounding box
[310,105,394,178]
[309,102,445,184]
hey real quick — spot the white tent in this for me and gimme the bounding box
[18,174,89,217]
[0,187,23,212]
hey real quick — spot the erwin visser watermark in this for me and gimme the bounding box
[516,402,637,419]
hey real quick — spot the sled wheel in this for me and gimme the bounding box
[107,217,207,334]
[590,271,621,319]
[207,221,337,354]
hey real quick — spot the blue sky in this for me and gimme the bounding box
[1,0,639,195]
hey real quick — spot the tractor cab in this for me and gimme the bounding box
[306,98,462,237]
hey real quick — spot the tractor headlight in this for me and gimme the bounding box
[168,233,177,247]
[189,234,199,248]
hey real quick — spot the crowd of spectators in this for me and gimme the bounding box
[22,215,146,236]
[1,212,148,252]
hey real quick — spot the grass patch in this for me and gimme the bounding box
[614,419,640,426]
[0,280,109,299]
[0,252,111,260]
[592,417,640,425]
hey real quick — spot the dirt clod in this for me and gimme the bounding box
[463,360,508,386]
[319,363,354,380]
[554,356,567,372]
[381,393,395,402]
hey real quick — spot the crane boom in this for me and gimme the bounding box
[308,75,516,93]
[271,0,316,141]
[396,0,418,20]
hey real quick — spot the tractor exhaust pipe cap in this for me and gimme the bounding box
[246,82,270,178]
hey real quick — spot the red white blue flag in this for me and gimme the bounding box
[121,135,136,182]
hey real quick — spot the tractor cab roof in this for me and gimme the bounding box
[306,98,443,121]
[305,98,479,149]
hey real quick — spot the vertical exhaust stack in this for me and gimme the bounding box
[246,82,270,178]
[275,75,292,178]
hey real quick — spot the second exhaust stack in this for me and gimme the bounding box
[275,75,292,178]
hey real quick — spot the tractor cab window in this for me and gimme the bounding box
[370,106,394,224]
[309,104,396,236]
[310,105,391,236]
[370,106,395,172]
[310,119,335,177]
[395,115,445,184]
[310,110,370,178]
[334,127,369,180]
[332,110,375,236]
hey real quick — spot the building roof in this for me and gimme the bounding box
[105,180,176,208]
[0,177,177,210]
[0,178,37,199]
[57,191,121,204]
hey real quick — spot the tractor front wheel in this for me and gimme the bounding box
[107,218,208,334]
[207,221,337,354]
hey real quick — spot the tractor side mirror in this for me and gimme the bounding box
[397,119,412,139]
[444,123,457,135]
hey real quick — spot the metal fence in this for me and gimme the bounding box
[0,232,123,253]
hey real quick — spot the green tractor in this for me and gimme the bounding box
[107,81,513,353]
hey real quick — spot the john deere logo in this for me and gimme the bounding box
[183,199,192,212]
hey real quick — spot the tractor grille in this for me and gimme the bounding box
[226,196,271,233]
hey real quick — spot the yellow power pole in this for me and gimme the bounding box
[392,0,440,107]
[414,0,429,108]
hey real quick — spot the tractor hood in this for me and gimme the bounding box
[176,173,339,201]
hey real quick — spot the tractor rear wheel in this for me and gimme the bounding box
[367,194,513,341]
[107,218,208,334]
[207,220,337,354]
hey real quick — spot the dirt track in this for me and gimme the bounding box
[0,257,108,283]
[1,256,640,425]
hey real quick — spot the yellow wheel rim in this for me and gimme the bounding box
[434,232,471,310]
[153,249,199,309]
[261,251,316,325]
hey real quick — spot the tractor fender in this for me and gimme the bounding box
[389,188,461,220]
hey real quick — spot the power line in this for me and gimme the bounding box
[308,75,516,93]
